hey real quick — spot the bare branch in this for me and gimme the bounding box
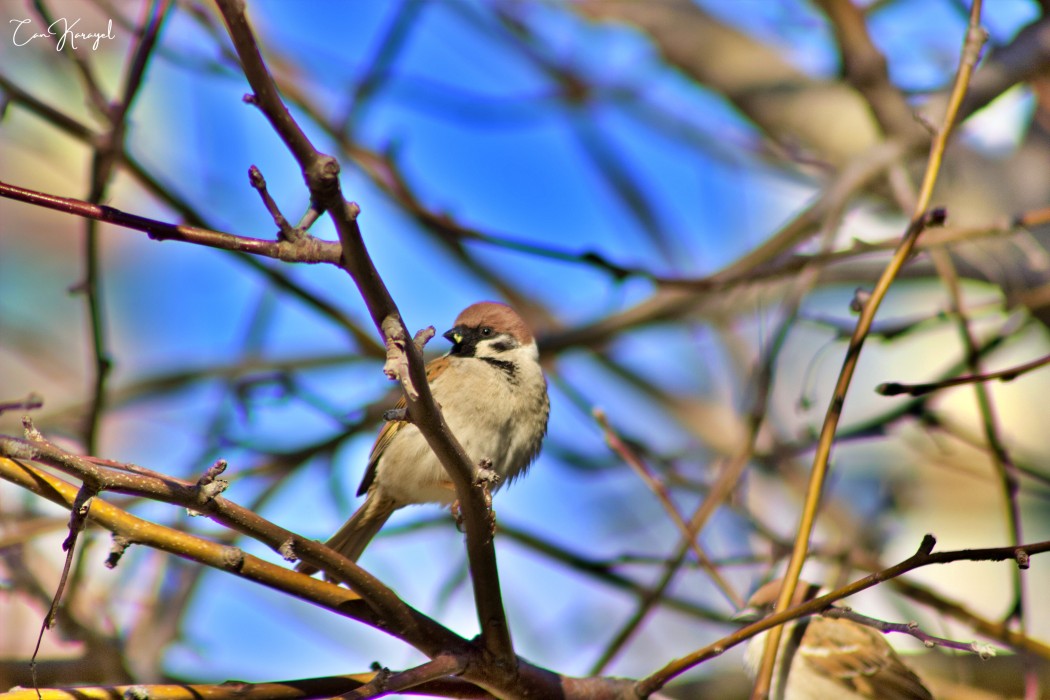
[0,180,342,263]
[213,0,519,667]
[878,352,1050,396]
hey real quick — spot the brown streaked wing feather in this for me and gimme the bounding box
[356,356,452,496]
[800,618,932,700]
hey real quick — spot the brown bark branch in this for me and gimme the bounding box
[0,180,342,263]
[0,435,464,656]
[212,0,518,670]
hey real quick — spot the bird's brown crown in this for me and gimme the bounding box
[453,301,534,345]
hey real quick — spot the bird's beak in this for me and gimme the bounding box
[732,606,763,624]
[443,327,463,345]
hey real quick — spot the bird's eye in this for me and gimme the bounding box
[480,326,494,337]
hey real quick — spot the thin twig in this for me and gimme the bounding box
[339,655,466,699]
[248,165,297,240]
[878,352,1050,396]
[588,407,743,675]
[0,180,342,263]
[928,232,1030,684]
[822,607,998,657]
[29,479,96,694]
[594,408,742,609]
[0,393,44,415]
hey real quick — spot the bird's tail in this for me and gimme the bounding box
[296,494,396,576]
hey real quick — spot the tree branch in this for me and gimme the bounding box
[213,0,518,670]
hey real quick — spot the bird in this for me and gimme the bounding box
[736,579,933,700]
[297,301,549,573]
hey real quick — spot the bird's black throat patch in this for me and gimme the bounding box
[480,356,517,380]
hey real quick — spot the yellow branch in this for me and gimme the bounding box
[750,2,987,697]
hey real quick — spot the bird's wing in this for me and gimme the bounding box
[357,355,451,496]
[799,618,932,700]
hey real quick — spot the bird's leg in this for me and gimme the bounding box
[474,459,499,537]
[449,461,500,536]
[451,498,465,532]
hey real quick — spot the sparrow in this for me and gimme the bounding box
[737,579,933,700]
[298,301,549,573]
